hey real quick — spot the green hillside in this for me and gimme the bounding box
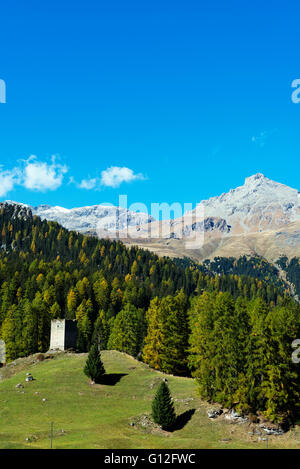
[1,350,300,449]
[1,204,300,427]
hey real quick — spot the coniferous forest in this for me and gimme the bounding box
[1,202,300,425]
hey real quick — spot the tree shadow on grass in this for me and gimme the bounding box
[99,373,128,386]
[172,409,196,432]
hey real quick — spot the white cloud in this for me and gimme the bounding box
[22,156,68,191]
[79,177,98,190]
[0,156,68,198]
[0,158,145,198]
[76,166,146,190]
[100,166,145,188]
[0,167,18,197]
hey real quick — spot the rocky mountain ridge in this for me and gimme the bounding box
[3,200,155,234]
[3,173,300,263]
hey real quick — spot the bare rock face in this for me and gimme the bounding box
[120,174,300,243]
[193,173,300,235]
[1,200,155,234]
[32,204,155,234]
[120,174,300,264]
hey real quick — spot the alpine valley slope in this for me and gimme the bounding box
[4,173,300,263]
[121,173,300,263]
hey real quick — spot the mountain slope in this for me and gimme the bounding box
[0,202,289,364]
[4,200,155,235]
[194,173,300,234]
[1,203,299,428]
[122,174,300,263]
[3,173,300,264]
[1,350,299,449]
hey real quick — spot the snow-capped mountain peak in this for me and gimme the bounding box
[193,174,300,234]
[244,172,266,185]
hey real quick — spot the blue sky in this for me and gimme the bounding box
[0,0,300,215]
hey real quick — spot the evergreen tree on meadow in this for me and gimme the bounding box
[152,381,176,431]
[84,344,105,383]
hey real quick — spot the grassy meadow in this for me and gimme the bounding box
[0,350,300,449]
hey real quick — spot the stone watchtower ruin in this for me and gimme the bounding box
[49,319,77,351]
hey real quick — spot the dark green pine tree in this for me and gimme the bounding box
[84,344,105,383]
[152,381,176,430]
